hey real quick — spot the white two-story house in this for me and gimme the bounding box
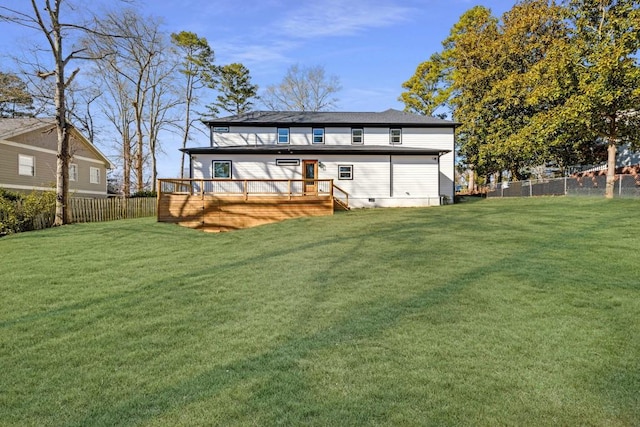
[183,109,456,208]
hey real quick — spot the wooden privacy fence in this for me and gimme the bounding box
[70,197,157,223]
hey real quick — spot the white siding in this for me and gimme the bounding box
[204,122,455,206]
[212,125,455,148]
[392,156,439,198]
[192,153,444,208]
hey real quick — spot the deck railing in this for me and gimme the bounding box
[332,184,349,208]
[158,178,337,200]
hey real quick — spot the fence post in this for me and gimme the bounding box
[529,179,532,197]
[564,176,567,195]
[619,174,622,197]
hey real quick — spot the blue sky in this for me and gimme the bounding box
[146,0,515,111]
[0,0,516,178]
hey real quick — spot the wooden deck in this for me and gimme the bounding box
[157,179,347,232]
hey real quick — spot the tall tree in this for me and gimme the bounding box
[0,72,34,117]
[90,49,136,196]
[211,63,258,116]
[262,64,341,111]
[561,0,640,197]
[436,6,501,188]
[171,31,216,178]
[89,9,169,193]
[399,53,449,117]
[0,0,122,225]
[144,54,180,192]
[401,0,640,193]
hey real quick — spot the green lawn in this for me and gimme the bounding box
[0,197,638,426]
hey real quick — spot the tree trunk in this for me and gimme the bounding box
[135,119,144,192]
[467,168,475,194]
[123,130,131,197]
[151,150,157,192]
[605,141,616,199]
[53,19,69,226]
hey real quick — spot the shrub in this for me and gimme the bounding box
[130,190,157,198]
[0,189,56,235]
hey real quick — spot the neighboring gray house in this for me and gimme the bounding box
[0,118,113,197]
[183,109,456,207]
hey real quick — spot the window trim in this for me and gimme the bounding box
[212,160,232,179]
[338,164,353,180]
[277,128,290,144]
[69,163,78,182]
[312,128,325,144]
[390,128,402,145]
[18,154,35,176]
[89,166,101,184]
[351,128,364,145]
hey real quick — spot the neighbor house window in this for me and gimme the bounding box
[338,165,353,180]
[90,167,100,184]
[69,163,78,182]
[277,128,289,144]
[312,128,325,144]
[18,154,35,176]
[213,160,232,178]
[351,128,363,145]
[390,128,402,144]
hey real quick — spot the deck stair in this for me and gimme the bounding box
[332,184,350,211]
[333,197,350,211]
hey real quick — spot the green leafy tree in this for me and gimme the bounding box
[399,52,448,117]
[211,63,258,116]
[0,72,34,117]
[171,31,216,178]
[560,0,640,197]
[401,0,640,194]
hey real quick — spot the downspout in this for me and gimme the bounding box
[452,127,457,200]
[389,155,393,198]
[437,153,442,205]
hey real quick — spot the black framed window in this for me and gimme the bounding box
[213,160,232,178]
[390,128,402,144]
[338,165,353,180]
[312,128,325,144]
[351,128,363,145]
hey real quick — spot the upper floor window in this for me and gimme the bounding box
[213,160,232,178]
[390,128,402,145]
[69,163,78,182]
[90,167,101,184]
[277,128,289,144]
[312,128,325,144]
[351,128,363,145]
[18,154,35,176]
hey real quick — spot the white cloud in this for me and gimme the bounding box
[280,0,414,39]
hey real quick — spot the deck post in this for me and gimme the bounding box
[244,180,248,200]
[288,180,292,200]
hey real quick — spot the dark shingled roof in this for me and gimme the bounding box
[182,145,449,156]
[202,109,457,128]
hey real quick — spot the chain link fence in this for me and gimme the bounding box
[487,175,640,198]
